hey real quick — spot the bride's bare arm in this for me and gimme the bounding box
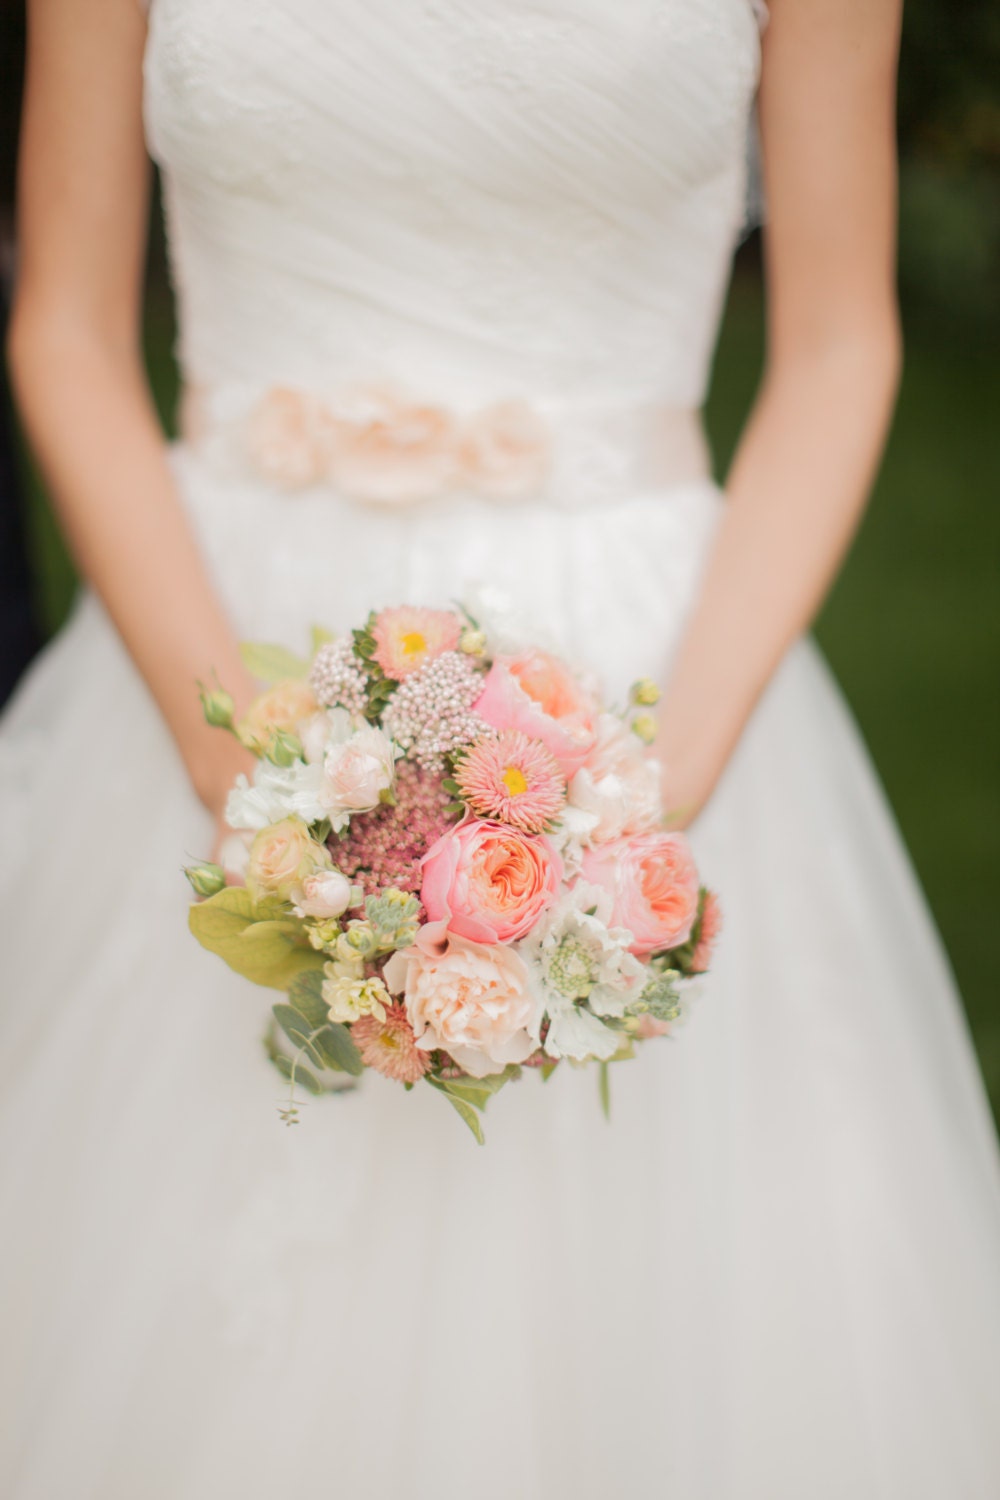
[7,0,255,818]
[657,0,903,824]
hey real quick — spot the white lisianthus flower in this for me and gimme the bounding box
[225,757,327,831]
[567,713,663,847]
[547,804,600,877]
[320,720,399,824]
[519,882,647,1062]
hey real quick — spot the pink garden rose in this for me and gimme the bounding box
[474,649,597,776]
[383,922,539,1077]
[581,830,700,955]
[420,818,562,944]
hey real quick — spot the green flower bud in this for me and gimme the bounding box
[199,686,235,730]
[184,861,227,898]
[265,727,305,766]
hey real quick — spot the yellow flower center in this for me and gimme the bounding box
[378,1032,400,1053]
[501,765,529,797]
[400,630,427,657]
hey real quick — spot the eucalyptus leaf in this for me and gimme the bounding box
[240,640,310,683]
[273,1004,326,1067]
[269,1052,322,1096]
[313,1023,364,1076]
[286,969,329,1029]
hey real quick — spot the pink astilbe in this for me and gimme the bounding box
[690,890,722,974]
[371,606,462,680]
[351,1004,430,1083]
[381,650,487,766]
[330,759,456,901]
[454,729,565,833]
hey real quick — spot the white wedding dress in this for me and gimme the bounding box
[2,2,1000,1496]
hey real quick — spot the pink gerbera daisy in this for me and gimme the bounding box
[371,606,462,680]
[454,729,566,833]
[690,890,722,974]
[351,1004,431,1083]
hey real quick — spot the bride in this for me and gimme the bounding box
[3,0,1000,1495]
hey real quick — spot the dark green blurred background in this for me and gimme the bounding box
[3,3,999,1111]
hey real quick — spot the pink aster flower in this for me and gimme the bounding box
[351,1004,431,1083]
[690,890,722,974]
[371,606,462,681]
[454,730,565,833]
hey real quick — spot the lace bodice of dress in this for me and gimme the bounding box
[144,0,761,415]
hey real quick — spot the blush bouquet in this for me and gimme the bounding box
[186,601,720,1140]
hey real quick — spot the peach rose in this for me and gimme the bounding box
[238,678,320,753]
[458,400,550,500]
[474,649,597,776]
[568,713,663,844]
[326,385,459,504]
[246,816,326,903]
[383,921,539,1077]
[246,387,330,489]
[421,818,562,944]
[581,831,700,955]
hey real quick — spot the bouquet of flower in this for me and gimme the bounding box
[186,601,720,1140]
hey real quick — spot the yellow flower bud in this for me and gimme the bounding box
[631,712,658,745]
[630,677,661,707]
[459,627,488,657]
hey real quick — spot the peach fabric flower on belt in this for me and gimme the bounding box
[244,382,551,504]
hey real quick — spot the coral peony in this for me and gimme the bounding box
[581,831,700,955]
[384,922,539,1077]
[474,649,597,776]
[690,890,722,974]
[421,818,562,944]
[454,729,565,833]
[371,605,463,681]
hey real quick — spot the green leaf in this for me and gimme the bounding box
[540,1061,559,1082]
[286,969,329,1029]
[313,1022,364,1077]
[428,1079,484,1144]
[189,887,324,990]
[240,640,310,683]
[310,624,335,654]
[598,1061,611,1121]
[273,1004,326,1067]
[269,1051,322,1096]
